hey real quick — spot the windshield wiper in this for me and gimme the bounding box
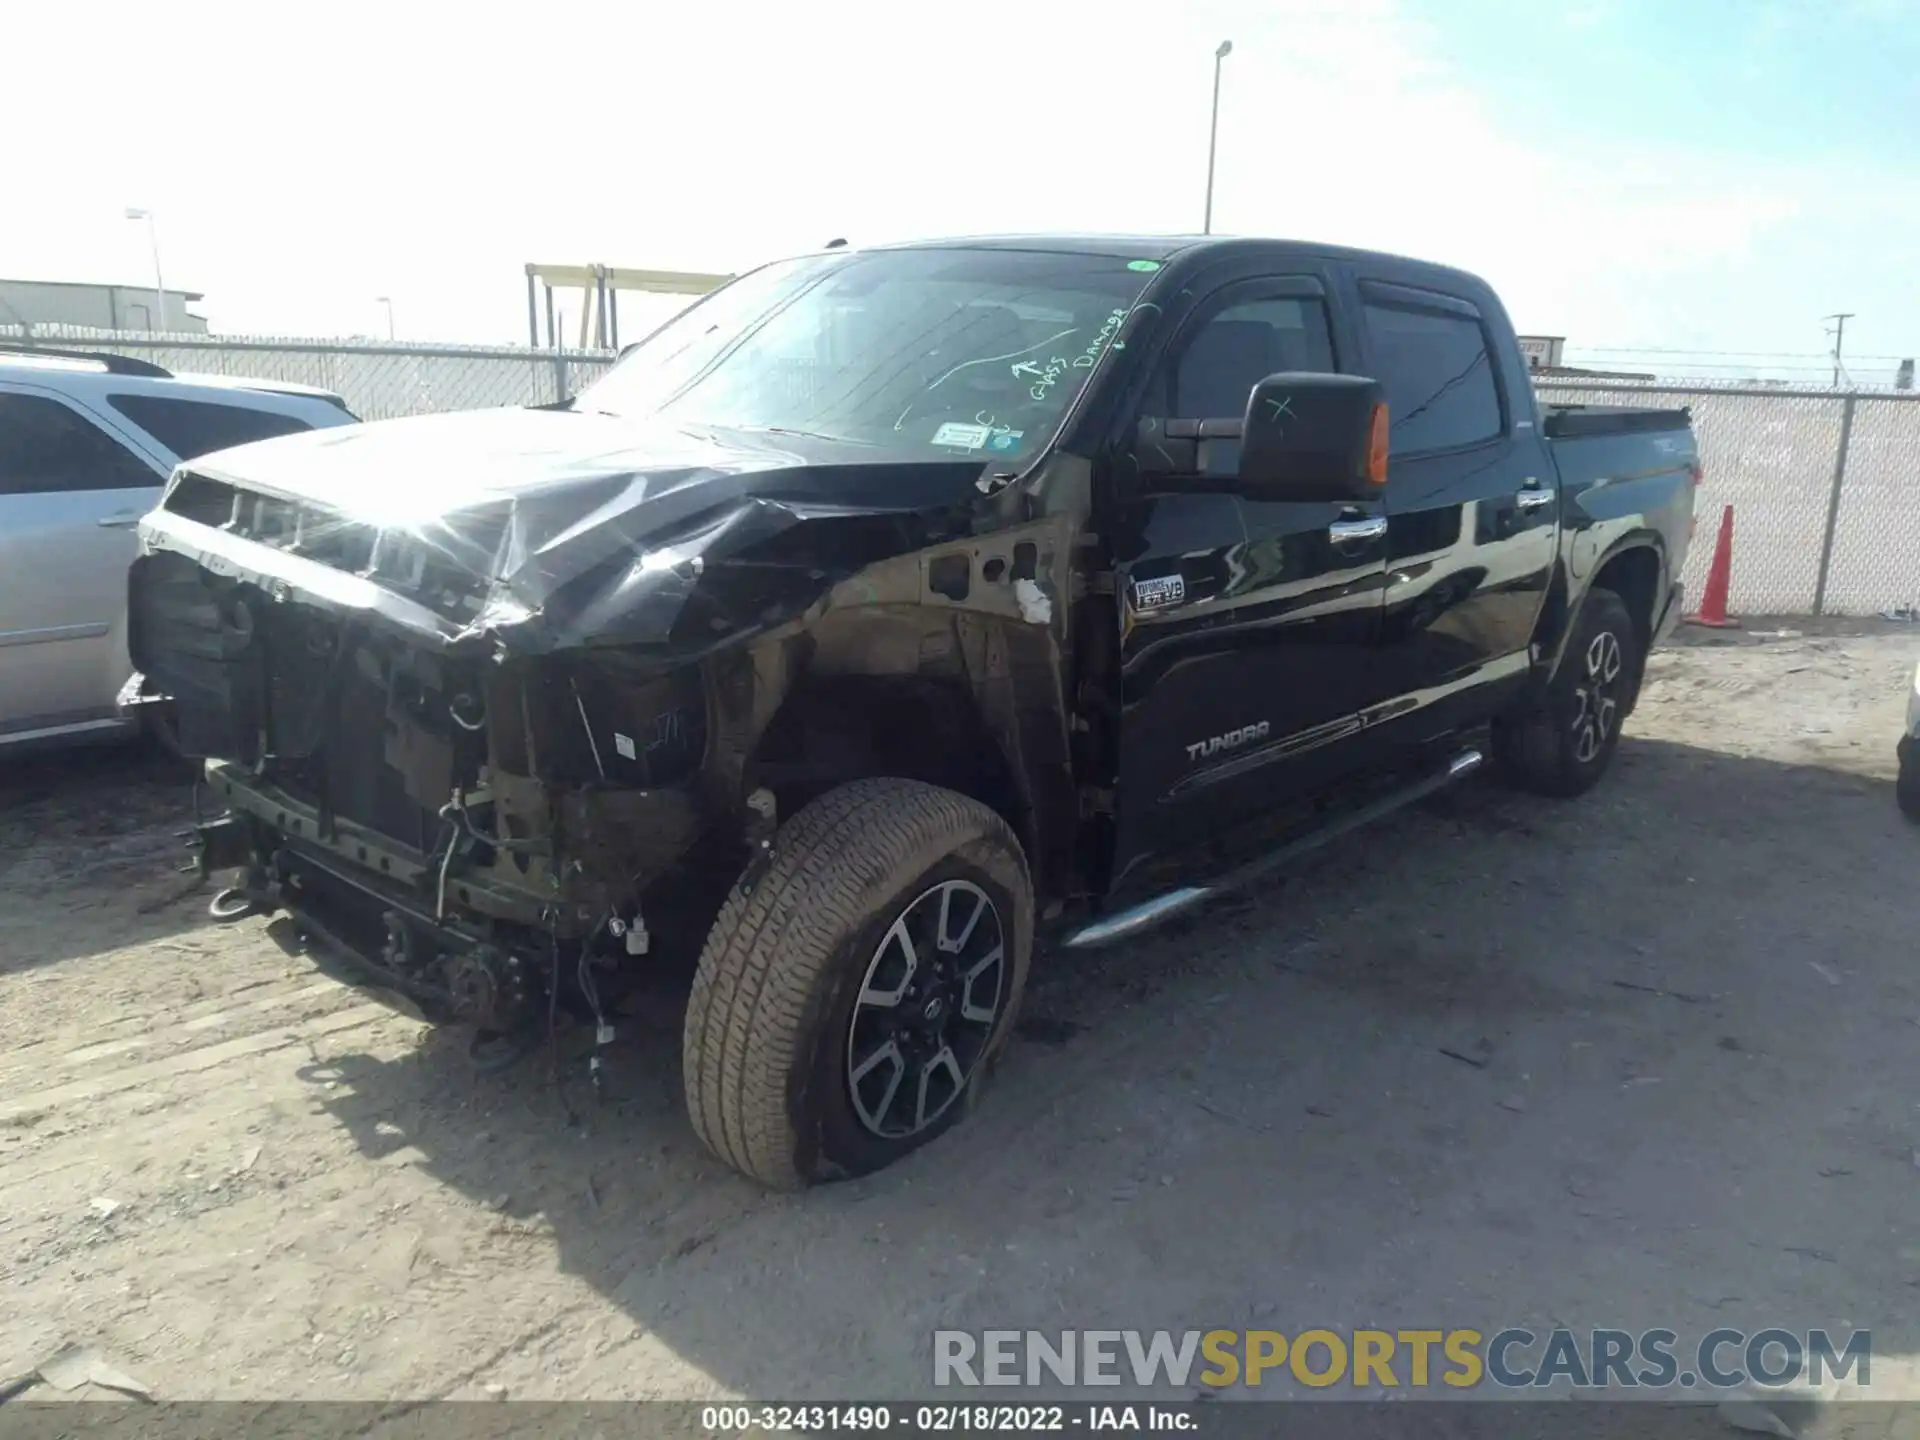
[752,425,875,446]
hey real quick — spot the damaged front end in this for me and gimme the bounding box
[127,412,1064,1040]
[137,542,730,1034]
[124,238,1174,1062]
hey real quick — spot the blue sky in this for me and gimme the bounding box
[1432,0,1916,163]
[1419,0,1919,379]
[3,0,1914,382]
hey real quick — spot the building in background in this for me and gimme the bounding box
[0,278,207,334]
[1516,332,1656,382]
[1516,335,1565,372]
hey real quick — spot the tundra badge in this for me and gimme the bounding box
[1186,721,1271,762]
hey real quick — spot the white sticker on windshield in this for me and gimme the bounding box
[932,421,993,451]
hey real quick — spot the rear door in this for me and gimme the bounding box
[1108,268,1389,879]
[0,386,167,737]
[1350,276,1557,736]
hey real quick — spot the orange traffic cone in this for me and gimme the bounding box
[1688,505,1739,628]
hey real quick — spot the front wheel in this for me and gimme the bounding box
[683,778,1033,1189]
[1493,587,1640,798]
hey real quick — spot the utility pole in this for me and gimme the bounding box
[1825,312,1855,388]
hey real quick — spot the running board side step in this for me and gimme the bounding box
[1061,748,1484,950]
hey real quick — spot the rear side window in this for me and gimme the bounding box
[107,393,315,460]
[1361,302,1502,454]
[0,392,160,496]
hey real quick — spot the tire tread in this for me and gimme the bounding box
[1494,586,1638,799]
[683,778,1026,1188]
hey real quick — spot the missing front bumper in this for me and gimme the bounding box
[200,760,572,930]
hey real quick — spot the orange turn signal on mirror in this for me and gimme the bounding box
[1366,402,1390,486]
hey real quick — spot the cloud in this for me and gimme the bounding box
[0,0,1908,361]
[1173,2,1810,344]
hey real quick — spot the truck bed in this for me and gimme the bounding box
[1542,403,1692,440]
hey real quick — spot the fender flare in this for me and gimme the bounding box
[1533,532,1669,689]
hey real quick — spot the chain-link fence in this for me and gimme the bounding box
[5,326,1916,616]
[1,324,614,421]
[1533,378,1919,617]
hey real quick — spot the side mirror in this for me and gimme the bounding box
[1130,373,1389,501]
[1238,373,1389,502]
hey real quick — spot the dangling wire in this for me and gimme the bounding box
[577,914,612,1103]
[546,924,578,1127]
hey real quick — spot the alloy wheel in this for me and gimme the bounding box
[846,879,1006,1139]
[1570,629,1624,764]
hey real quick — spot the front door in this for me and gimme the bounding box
[1353,279,1558,735]
[0,387,165,736]
[1108,275,1388,883]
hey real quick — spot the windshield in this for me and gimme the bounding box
[574,248,1158,463]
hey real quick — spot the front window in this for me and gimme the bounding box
[575,247,1158,464]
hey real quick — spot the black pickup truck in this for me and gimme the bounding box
[126,235,1697,1187]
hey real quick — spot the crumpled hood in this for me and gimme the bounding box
[144,405,996,656]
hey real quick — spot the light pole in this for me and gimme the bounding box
[375,296,396,340]
[1203,40,1234,235]
[123,208,166,333]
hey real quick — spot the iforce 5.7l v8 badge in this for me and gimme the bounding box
[1130,574,1186,612]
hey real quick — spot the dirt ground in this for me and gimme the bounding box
[3,623,1919,1409]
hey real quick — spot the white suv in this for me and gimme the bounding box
[0,346,358,751]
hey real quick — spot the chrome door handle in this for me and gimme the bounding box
[1327,516,1387,543]
[97,512,141,529]
[1515,487,1555,511]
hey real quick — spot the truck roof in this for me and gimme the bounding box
[861,233,1487,288]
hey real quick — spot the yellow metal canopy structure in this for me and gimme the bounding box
[524,262,733,349]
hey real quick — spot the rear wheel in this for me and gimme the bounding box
[683,778,1033,1188]
[1494,587,1639,798]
